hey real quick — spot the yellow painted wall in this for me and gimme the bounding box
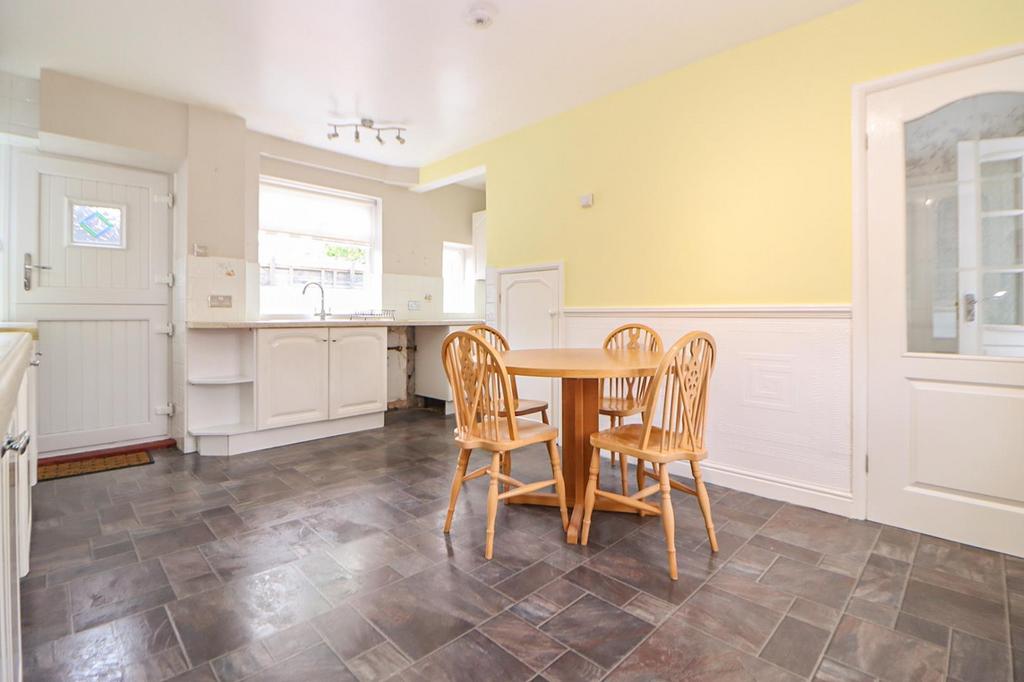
[421,0,1024,307]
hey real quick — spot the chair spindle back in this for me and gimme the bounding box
[602,323,663,407]
[468,324,518,401]
[640,331,716,454]
[441,331,519,441]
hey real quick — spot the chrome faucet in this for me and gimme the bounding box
[302,281,328,320]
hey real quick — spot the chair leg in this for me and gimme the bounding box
[581,446,600,545]
[608,416,617,467]
[501,451,512,502]
[546,440,569,531]
[691,461,718,552]
[659,464,678,580]
[619,451,629,497]
[444,449,471,533]
[636,456,646,493]
[485,452,501,560]
[541,409,549,425]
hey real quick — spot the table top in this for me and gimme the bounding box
[502,348,662,378]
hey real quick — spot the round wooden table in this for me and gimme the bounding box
[502,348,662,544]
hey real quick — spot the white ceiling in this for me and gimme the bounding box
[0,0,859,169]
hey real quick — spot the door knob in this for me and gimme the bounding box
[23,253,52,291]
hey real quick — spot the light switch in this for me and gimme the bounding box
[407,300,421,311]
[208,295,232,308]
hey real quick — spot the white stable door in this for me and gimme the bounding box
[12,152,172,453]
[328,327,387,419]
[498,266,562,426]
[866,53,1024,556]
[256,328,329,429]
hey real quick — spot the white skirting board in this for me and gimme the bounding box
[193,412,384,456]
[568,306,856,518]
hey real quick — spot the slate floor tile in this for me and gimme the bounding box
[901,578,1007,642]
[352,562,510,660]
[759,556,856,609]
[480,611,567,670]
[948,629,1011,681]
[675,585,784,654]
[826,615,946,682]
[167,565,331,664]
[541,651,606,682]
[759,616,831,677]
[347,642,410,682]
[541,594,653,669]
[398,630,533,682]
[312,603,384,660]
[608,618,800,681]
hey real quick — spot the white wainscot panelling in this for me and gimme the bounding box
[565,307,853,516]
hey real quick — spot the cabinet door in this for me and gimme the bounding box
[329,327,387,418]
[256,328,329,429]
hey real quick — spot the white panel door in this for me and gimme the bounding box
[498,266,562,426]
[12,152,172,453]
[328,327,387,419]
[866,53,1024,555]
[256,328,329,429]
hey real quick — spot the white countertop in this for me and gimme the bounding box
[186,319,483,329]
[0,332,32,430]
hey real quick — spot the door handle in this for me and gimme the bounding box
[2,431,30,455]
[23,253,52,291]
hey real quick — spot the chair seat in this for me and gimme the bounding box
[590,424,705,463]
[454,418,558,451]
[598,396,644,417]
[500,398,549,417]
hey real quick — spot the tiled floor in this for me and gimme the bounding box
[20,410,1024,681]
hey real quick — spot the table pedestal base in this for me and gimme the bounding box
[506,377,639,544]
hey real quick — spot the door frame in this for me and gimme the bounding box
[851,42,1024,521]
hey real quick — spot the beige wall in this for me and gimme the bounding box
[36,72,481,276]
[39,69,188,167]
[255,136,485,278]
[187,107,247,259]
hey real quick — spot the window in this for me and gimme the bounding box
[443,241,475,313]
[258,179,381,316]
[70,201,125,248]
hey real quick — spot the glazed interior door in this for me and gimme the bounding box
[866,52,1024,556]
[12,152,171,453]
[498,267,561,426]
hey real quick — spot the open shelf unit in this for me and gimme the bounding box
[187,328,255,439]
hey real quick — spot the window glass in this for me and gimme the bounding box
[443,242,475,314]
[258,179,381,316]
[71,202,124,248]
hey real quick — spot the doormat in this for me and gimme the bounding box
[38,450,154,481]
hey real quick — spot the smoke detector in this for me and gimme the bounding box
[464,2,497,29]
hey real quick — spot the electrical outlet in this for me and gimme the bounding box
[407,300,421,311]
[208,295,232,308]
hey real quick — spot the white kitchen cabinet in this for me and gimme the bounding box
[328,327,387,419]
[256,328,329,429]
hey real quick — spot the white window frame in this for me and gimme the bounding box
[258,176,383,318]
[442,241,475,314]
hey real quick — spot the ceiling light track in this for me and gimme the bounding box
[327,118,406,145]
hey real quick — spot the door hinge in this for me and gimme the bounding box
[155,403,176,417]
[156,323,175,337]
[155,273,175,287]
[154,192,175,208]
[865,454,869,474]
[864,133,869,150]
